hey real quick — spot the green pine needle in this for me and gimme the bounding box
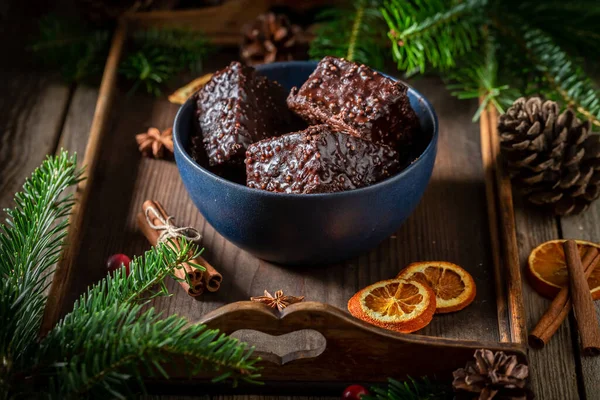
[30,14,110,82]
[445,31,520,121]
[0,151,82,395]
[363,377,453,400]
[309,0,388,69]
[0,152,82,377]
[120,49,177,96]
[31,15,211,96]
[131,28,212,74]
[121,28,213,95]
[382,0,486,73]
[512,1,600,56]
[520,27,600,126]
[0,152,260,399]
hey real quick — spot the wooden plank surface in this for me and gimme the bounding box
[126,0,271,45]
[514,200,582,399]
[0,0,72,212]
[0,1,592,398]
[0,29,589,398]
[0,74,583,397]
[560,203,600,399]
[56,85,101,159]
[0,74,71,212]
[47,73,511,392]
[58,75,504,342]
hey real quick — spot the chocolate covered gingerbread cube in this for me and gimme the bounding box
[287,56,419,149]
[245,125,400,194]
[193,61,294,166]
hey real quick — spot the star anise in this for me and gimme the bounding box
[136,127,174,158]
[250,290,305,311]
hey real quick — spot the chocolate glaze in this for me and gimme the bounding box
[287,56,420,149]
[245,125,400,194]
[193,61,294,166]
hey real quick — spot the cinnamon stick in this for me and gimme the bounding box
[137,200,205,296]
[147,202,223,292]
[139,200,222,293]
[136,211,204,297]
[564,240,600,356]
[529,247,600,348]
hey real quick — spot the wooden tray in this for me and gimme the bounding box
[42,4,527,393]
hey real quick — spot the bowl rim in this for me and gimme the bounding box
[173,60,439,199]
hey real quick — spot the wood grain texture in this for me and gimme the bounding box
[48,73,520,389]
[42,21,128,335]
[486,107,526,344]
[560,203,600,399]
[564,240,600,356]
[189,301,525,382]
[513,198,581,399]
[126,0,271,45]
[55,85,100,159]
[479,104,509,342]
[0,74,70,212]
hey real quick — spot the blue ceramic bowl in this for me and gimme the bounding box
[173,61,438,265]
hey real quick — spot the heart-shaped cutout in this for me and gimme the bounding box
[230,329,326,365]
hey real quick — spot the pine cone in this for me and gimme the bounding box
[499,97,600,216]
[453,349,530,400]
[240,12,303,66]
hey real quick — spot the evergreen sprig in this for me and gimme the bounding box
[30,14,110,82]
[309,0,388,70]
[31,15,211,96]
[382,0,484,74]
[0,151,259,399]
[121,28,213,96]
[310,0,600,123]
[0,152,82,380]
[363,377,452,400]
[445,32,519,121]
[520,28,600,126]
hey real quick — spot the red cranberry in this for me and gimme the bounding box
[342,384,369,400]
[107,254,131,275]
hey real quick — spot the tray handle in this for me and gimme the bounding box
[197,301,526,382]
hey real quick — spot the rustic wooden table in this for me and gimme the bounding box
[1,4,598,400]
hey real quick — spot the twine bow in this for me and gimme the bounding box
[145,206,202,244]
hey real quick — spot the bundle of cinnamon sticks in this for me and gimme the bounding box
[136,200,222,297]
[529,240,600,355]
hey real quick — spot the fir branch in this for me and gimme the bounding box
[445,31,519,121]
[0,152,258,398]
[33,240,258,399]
[31,14,212,95]
[347,1,366,63]
[363,377,452,400]
[493,19,600,127]
[309,0,388,69]
[30,14,110,82]
[511,1,600,56]
[0,151,82,392]
[382,0,485,73]
[120,49,178,97]
[131,28,212,74]
[121,28,212,96]
[522,28,600,126]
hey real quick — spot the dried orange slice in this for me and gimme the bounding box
[347,279,436,333]
[396,261,476,313]
[527,239,600,299]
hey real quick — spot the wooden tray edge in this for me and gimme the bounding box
[38,10,530,385]
[159,300,527,383]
